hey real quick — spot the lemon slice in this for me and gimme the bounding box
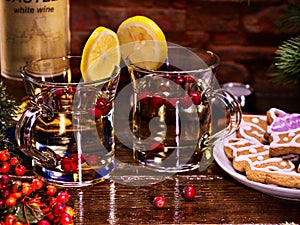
[80,26,120,82]
[117,15,167,70]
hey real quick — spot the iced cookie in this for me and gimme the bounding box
[265,108,300,157]
[224,138,300,188]
[236,115,268,144]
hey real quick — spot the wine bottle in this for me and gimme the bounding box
[0,0,70,102]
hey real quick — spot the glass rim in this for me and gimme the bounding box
[20,55,120,86]
[127,49,220,75]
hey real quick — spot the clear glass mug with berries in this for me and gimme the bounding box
[126,43,242,173]
[15,56,120,186]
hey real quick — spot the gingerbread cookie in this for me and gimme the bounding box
[236,114,268,144]
[224,137,300,188]
[265,108,300,157]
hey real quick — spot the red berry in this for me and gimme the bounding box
[10,156,19,166]
[11,180,22,193]
[32,177,44,191]
[52,202,66,216]
[185,75,195,83]
[183,185,196,200]
[175,75,186,85]
[22,182,33,196]
[5,195,17,207]
[57,190,70,203]
[95,97,107,109]
[61,157,77,172]
[0,150,10,161]
[14,164,26,176]
[190,91,201,105]
[0,174,10,185]
[4,214,17,225]
[37,220,51,225]
[46,185,57,197]
[67,87,76,95]
[60,212,73,225]
[0,161,10,173]
[149,142,164,153]
[153,196,166,209]
[54,88,65,97]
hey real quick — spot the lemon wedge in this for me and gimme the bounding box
[117,15,168,70]
[80,26,120,82]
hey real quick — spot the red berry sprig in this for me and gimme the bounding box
[0,149,27,176]
[0,175,76,225]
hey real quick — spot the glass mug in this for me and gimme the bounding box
[126,44,242,173]
[15,56,120,187]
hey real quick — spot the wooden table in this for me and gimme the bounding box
[66,143,300,225]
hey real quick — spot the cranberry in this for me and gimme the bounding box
[5,196,17,207]
[37,220,51,225]
[0,174,10,185]
[32,177,44,191]
[90,107,102,119]
[95,97,107,109]
[61,158,77,172]
[0,161,10,173]
[60,212,73,225]
[151,94,164,109]
[52,202,66,216]
[53,88,65,97]
[46,185,57,197]
[185,75,195,83]
[67,87,76,95]
[153,196,166,209]
[14,164,26,176]
[22,182,33,196]
[190,91,201,105]
[10,156,19,166]
[57,190,70,203]
[0,149,10,161]
[149,142,164,153]
[175,75,186,85]
[183,185,196,200]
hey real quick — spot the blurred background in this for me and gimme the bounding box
[70,0,300,114]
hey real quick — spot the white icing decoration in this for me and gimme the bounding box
[224,137,300,177]
[257,156,264,161]
[283,137,289,142]
[249,148,257,154]
[252,118,259,123]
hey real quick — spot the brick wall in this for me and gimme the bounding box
[70,0,300,113]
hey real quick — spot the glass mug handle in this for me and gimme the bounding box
[15,103,57,167]
[204,88,242,143]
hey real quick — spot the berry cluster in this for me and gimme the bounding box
[0,175,75,225]
[0,150,26,176]
[137,74,202,110]
[152,185,196,209]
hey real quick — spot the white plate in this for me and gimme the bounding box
[213,139,300,201]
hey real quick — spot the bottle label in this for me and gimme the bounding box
[0,0,70,78]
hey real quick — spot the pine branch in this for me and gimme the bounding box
[270,35,300,85]
[276,2,300,33]
[0,79,17,150]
